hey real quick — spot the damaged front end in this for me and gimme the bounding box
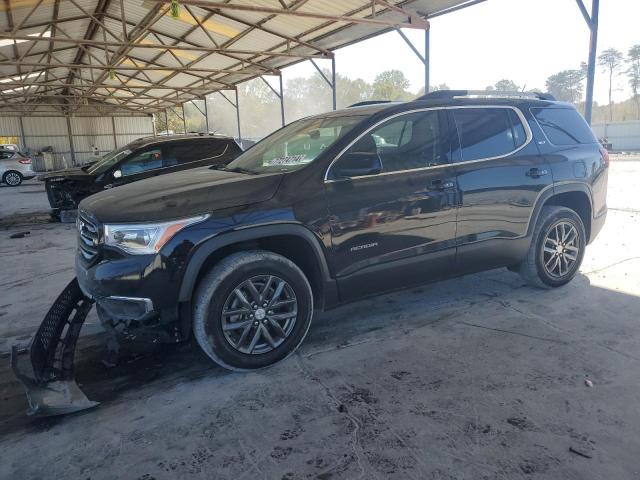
[45,178,85,212]
[11,278,99,416]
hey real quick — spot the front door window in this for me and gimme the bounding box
[119,148,163,176]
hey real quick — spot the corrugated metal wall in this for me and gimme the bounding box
[592,121,640,151]
[0,115,154,167]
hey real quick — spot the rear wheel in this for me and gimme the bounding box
[193,250,313,371]
[518,206,586,288]
[3,171,23,186]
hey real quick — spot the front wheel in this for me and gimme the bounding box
[518,206,586,288]
[3,171,23,186]
[192,250,314,371]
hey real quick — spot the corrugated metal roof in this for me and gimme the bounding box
[0,0,477,115]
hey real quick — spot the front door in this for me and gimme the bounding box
[110,145,166,187]
[325,109,459,301]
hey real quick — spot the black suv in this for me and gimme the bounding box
[75,91,608,371]
[40,133,243,213]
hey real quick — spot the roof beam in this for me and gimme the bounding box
[0,34,329,59]
[0,61,269,75]
[64,0,112,94]
[151,0,429,29]
[0,81,219,91]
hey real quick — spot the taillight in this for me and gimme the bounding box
[599,146,609,168]
[18,158,31,164]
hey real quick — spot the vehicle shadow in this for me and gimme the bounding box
[1,267,638,440]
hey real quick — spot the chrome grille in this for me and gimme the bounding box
[77,212,100,263]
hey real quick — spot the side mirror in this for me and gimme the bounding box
[113,169,122,179]
[334,152,382,178]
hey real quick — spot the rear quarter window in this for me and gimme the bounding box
[532,107,597,146]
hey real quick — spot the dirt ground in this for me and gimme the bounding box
[1,160,639,480]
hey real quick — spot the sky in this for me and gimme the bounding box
[283,0,639,105]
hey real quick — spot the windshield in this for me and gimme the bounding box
[224,115,365,174]
[86,145,133,175]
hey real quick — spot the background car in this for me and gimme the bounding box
[0,148,35,186]
[39,133,244,214]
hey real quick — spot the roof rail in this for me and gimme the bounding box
[348,100,393,108]
[415,90,556,101]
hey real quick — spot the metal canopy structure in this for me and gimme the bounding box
[0,0,469,117]
[0,0,601,124]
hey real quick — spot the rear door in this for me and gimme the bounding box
[451,106,553,271]
[325,109,459,301]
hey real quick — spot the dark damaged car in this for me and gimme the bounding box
[39,133,243,215]
[13,90,608,416]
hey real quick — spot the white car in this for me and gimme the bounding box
[0,149,35,186]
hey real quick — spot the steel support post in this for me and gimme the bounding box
[279,75,285,126]
[331,56,337,110]
[18,116,26,151]
[66,116,76,165]
[111,117,118,148]
[235,89,242,145]
[424,28,430,93]
[396,28,429,93]
[583,0,599,125]
[204,97,209,133]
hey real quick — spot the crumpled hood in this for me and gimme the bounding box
[38,166,93,182]
[79,166,284,223]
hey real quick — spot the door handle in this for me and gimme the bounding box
[429,179,455,190]
[526,168,549,179]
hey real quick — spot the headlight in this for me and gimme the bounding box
[103,215,208,254]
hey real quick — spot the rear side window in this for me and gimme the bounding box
[164,139,230,166]
[532,108,597,145]
[452,108,527,162]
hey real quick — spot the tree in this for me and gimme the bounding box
[627,44,640,119]
[372,70,412,101]
[494,79,520,92]
[336,76,373,108]
[431,83,450,92]
[598,48,624,121]
[546,69,585,104]
[415,83,449,96]
[154,109,185,134]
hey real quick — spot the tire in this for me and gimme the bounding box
[518,206,586,289]
[3,171,23,186]
[193,250,314,371]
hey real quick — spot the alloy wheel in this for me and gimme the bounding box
[542,221,580,278]
[220,275,298,355]
[5,172,21,186]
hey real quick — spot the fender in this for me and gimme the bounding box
[526,181,594,238]
[178,223,338,307]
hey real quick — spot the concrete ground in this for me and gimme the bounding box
[1,161,639,480]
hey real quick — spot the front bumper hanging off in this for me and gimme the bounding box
[11,278,99,416]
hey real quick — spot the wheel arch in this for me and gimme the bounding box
[529,183,593,241]
[178,224,337,311]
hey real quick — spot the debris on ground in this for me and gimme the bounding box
[9,231,30,239]
[569,446,592,459]
[585,378,594,387]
